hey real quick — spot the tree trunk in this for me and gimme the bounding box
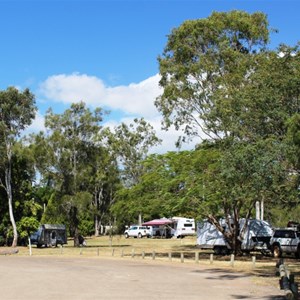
[94,185,104,236]
[256,201,260,220]
[260,198,264,221]
[70,206,80,247]
[95,215,99,236]
[5,143,18,247]
[207,213,242,256]
[73,227,80,247]
[7,190,18,247]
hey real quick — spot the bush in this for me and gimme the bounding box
[79,220,94,236]
[0,236,5,246]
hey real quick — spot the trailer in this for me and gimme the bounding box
[30,224,67,248]
[142,217,195,238]
[171,217,196,238]
[197,218,273,255]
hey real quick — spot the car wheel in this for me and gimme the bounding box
[273,245,282,258]
[125,233,129,239]
[214,246,222,255]
[221,247,230,255]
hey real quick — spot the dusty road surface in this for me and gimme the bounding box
[0,256,285,300]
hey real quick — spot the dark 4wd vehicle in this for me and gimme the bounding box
[270,228,300,258]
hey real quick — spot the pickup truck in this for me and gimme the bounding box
[124,225,151,238]
[270,228,300,258]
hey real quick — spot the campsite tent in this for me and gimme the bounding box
[142,218,174,237]
[142,218,173,226]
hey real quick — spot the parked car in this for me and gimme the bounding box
[124,225,151,238]
[270,227,300,258]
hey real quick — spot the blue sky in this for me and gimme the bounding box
[1,0,300,153]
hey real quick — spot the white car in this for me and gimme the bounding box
[270,228,300,258]
[124,225,151,238]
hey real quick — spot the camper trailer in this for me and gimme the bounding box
[197,218,273,255]
[30,224,67,248]
[142,217,195,238]
[171,217,196,238]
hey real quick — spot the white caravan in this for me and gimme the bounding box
[171,217,196,238]
[142,217,196,238]
[197,218,273,254]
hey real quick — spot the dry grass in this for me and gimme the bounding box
[8,235,199,258]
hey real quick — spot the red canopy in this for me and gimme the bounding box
[142,218,173,226]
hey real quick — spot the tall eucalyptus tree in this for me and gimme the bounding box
[155,11,300,253]
[32,102,118,245]
[106,118,161,225]
[0,87,36,247]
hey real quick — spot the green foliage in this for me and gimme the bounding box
[286,113,300,172]
[0,87,36,247]
[30,102,119,242]
[41,191,66,224]
[111,148,220,226]
[154,10,300,254]
[287,114,300,147]
[156,11,270,143]
[78,219,94,236]
[0,87,36,136]
[105,118,161,186]
[200,139,291,218]
[17,217,39,239]
[269,203,300,228]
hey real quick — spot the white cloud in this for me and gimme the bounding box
[39,73,162,118]
[105,75,162,118]
[39,73,106,105]
[147,117,198,154]
[24,111,45,135]
[38,73,198,153]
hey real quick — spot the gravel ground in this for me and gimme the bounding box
[0,256,286,300]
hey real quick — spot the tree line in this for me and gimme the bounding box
[0,11,299,253]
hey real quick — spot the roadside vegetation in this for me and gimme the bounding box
[0,11,300,256]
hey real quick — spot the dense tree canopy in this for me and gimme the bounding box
[30,102,120,245]
[155,11,270,142]
[155,10,300,253]
[105,118,162,186]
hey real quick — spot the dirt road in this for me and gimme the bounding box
[0,256,285,299]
